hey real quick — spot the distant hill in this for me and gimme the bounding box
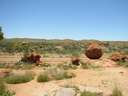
[5,38,128,42]
[0,38,128,54]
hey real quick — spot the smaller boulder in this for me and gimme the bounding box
[71,56,80,66]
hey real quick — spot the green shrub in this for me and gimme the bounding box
[0,79,15,96]
[37,68,75,82]
[12,62,34,69]
[117,61,128,67]
[54,71,75,80]
[0,64,8,68]
[112,87,123,96]
[50,68,75,80]
[5,72,34,84]
[21,64,34,69]
[81,62,90,69]
[80,91,99,96]
[0,62,33,69]
[81,62,100,69]
[40,63,51,67]
[37,73,50,82]
[57,63,77,70]
[11,64,21,69]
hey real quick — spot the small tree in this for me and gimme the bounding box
[0,26,4,41]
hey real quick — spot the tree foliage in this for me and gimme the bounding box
[0,26,4,40]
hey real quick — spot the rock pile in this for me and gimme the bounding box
[110,52,128,62]
[21,53,41,65]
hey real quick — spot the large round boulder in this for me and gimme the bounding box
[85,43,103,59]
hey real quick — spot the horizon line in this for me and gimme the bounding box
[5,37,128,42]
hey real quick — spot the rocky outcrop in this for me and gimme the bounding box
[110,52,128,62]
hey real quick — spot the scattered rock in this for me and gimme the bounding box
[55,88,76,96]
[110,52,127,62]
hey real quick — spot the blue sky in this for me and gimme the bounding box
[0,0,128,40]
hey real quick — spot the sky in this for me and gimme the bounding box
[0,0,128,41]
